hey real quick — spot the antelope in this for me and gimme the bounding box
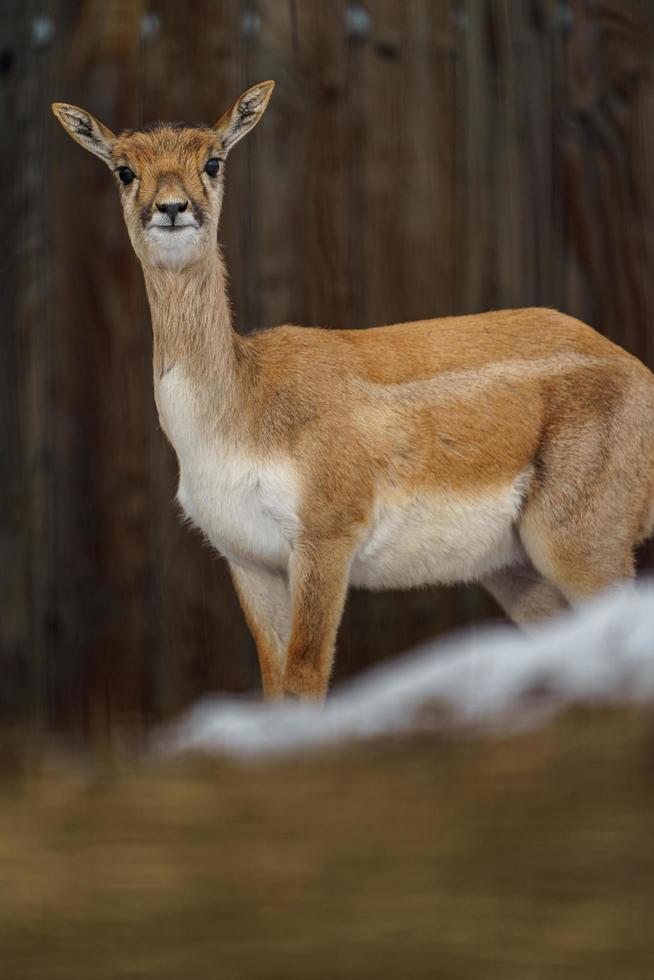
[53,81,654,700]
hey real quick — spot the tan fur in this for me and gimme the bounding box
[53,84,654,701]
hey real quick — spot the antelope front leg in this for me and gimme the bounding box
[282,538,353,700]
[229,561,291,698]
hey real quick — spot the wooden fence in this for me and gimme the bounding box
[2,0,653,732]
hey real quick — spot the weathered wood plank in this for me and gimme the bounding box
[0,0,57,726]
[561,0,654,362]
[48,0,152,731]
[358,0,458,327]
[559,0,654,570]
[288,0,352,327]
[455,0,562,312]
[247,0,305,330]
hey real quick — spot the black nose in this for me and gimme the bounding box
[156,201,188,223]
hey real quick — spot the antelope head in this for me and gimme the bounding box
[52,81,275,272]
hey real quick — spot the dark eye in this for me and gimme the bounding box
[204,158,221,178]
[118,166,135,185]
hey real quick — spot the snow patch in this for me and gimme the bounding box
[160,580,654,760]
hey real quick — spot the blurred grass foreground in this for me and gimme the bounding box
[2,586,654,979]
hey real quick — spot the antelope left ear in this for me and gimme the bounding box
[51,102,116,168]
[214,80,275,154]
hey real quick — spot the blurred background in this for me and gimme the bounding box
[2,0,654,736]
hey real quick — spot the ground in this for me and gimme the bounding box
[1,706,653,979]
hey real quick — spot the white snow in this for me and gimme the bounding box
[160,579,654,760]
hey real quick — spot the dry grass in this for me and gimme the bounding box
[1,707,654,979]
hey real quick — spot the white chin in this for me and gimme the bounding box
[146,227,202,269]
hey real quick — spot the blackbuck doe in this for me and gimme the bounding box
[53,82,654,699]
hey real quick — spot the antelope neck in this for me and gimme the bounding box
[143,245,243,398]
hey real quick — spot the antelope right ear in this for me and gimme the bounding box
[51,103,116,168]
[214,81,275,155]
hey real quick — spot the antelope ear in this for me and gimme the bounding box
[214,80,275,154]
[51,102,116,168]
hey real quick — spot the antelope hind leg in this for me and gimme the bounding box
[481,563,569,629]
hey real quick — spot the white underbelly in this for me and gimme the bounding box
[180,474,529,586]
[349,475,530,589]
[180,466,528,587]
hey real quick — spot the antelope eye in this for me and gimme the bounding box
[204,158,221,178]
[118,166,135,185]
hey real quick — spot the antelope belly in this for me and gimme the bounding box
[349,476,529,589]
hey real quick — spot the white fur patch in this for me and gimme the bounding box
[158,367,300,568]
[177,456,300,568]
[350,473,531,589]
[144,226,205,271]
